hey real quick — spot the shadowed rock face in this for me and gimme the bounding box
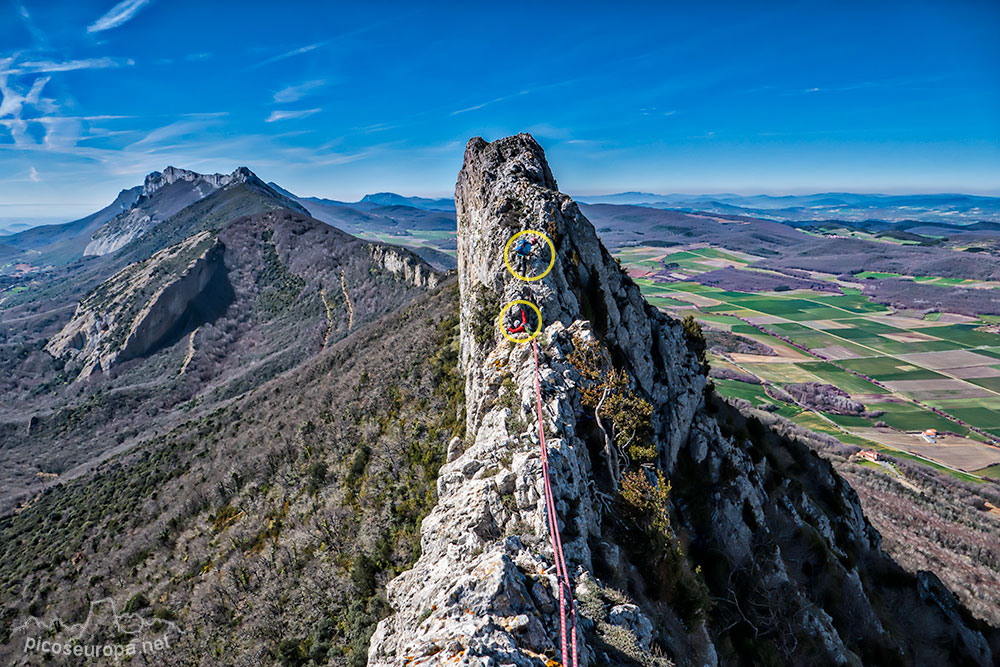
[368,134,998,666]
[47,231,225,379]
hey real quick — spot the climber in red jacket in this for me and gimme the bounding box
[507,306,528,334]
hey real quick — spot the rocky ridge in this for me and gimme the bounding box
[142,166,250,198]
[84,166,305,256]
[368,135,998,666]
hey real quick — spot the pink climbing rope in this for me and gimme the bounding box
[532,338,579,667]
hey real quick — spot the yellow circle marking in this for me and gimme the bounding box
[504,230,555,282]
[497,299,543,344]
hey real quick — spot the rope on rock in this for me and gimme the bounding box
[532,338,579,667]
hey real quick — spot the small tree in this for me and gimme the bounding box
[568,336,658,486]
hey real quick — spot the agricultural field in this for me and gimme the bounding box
[380,228,1000,480]
[856,270,1000,289]
[622,243,1000,480]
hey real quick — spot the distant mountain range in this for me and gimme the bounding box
[0,218,62,235]
[267,184,454,212]
[575,192,1000,224]
[7,187,1000,249]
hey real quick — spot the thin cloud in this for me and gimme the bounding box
[27,115,134,121]
[250,42,326,70]
[0,74,55,146]
[128,119,222,150]
[8,58,131,74]
[273,79,327,104]
[29,167,40,182]
[17,3,48,47]
[354,122,398,134]
[783,75,950,97]
[0,76,50,119]
[266,108,321,123]
[451,90,530,116]
[88,0,154,33]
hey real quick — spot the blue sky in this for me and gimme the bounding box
[1,0,998,221]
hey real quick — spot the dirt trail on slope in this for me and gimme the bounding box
[340,269,354,330]
[179,328,199,374]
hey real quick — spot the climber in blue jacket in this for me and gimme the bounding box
[511,235,536,276]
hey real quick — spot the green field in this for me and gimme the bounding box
[927,399,1000,429]
[712,379,773,404]
[838,357,948,382]
[922,325,999,348]
[968,376,1000,393]
[824,413,874,428]
[973,464,1000,479]
[855,271,904,280]
[645,295,700,309]
[796,362,888,394]
[868,401,971,434]
[620,243,1000,475]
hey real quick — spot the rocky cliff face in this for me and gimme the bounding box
[368,135,998,666]
[84,166,305,256]
[141,166,249,197]
[369,244,442,289]
[48,230,224,378]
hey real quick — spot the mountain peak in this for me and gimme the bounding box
[358,191,455,211]
[86,166,301,257]
[360,192,405,204]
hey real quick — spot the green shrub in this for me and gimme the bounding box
[619,470,711,627]
[306,461,328,495]
[123,592,149,613]
[345,446,371,488]
[470,284,500,347]
[276,637,308,666]
[568,335,656,463]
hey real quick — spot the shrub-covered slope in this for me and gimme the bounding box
[0,280,463,666]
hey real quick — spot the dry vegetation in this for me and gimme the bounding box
[783,382,866,415]
[0,281,463,666]
[841,464,1000,627]
[705,330,776,357]
[864,278,1000,317]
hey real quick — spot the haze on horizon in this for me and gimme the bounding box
[1,0,998,222]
